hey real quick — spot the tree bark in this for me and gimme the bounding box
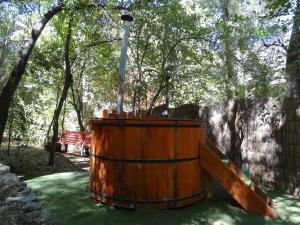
[0,1,64,147]
[7,119,12,156]
[70,60,86,132]
[48,11,74,166]
[285,0,300,97]
[227,98,243,167]
[221,0,235,100]
[44,116,54,147]
[146,79,166,113]
[61,100,67,131]
[70,83,85,132]
[44,85,60,147]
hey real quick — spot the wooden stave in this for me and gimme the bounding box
[90,119,206,208]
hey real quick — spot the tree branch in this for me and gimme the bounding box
[71,38,121,66]
[85,38,121,48]
[261,39,287,52]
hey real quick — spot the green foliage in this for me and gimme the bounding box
[7,97,30,143]
[265,0,294,17]
[0,0,293,144]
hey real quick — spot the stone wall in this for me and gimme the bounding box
[170,98,300,197]
[0,163,60,225]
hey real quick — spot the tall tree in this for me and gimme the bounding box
[0,0,64,146]
[48,10,74,166]
[264,0,300,97]
[285,0,300,97]
[70,60,86,132]
[128,0,208,111]
[220,0,236,99]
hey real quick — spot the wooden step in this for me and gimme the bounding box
[200,141,278,218]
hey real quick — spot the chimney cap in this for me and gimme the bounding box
[121,15,133,22]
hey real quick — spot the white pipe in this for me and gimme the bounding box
[116,17,132,114]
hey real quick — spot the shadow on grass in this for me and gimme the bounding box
[26,172,300,225]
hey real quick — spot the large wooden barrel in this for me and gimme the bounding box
[89,119,207,208]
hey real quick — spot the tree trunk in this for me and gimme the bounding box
[132,85,137,112]
[71,83,85,132]
[44,116,54,149]
[48,11,74,166]
[70,60,86,132]
[74,106,85,131]
[44,85,60,147]
[7,120,12,156]
[285,0,300,97]
[44,83,60,147]
[227,98,243,167]
[61,100,67,131]
[146,81,166,113]
[221,0,235,99]
[0,1,64,147]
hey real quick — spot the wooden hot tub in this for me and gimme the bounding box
[89,118,207,208]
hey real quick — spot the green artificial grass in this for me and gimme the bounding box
[26,172,300,225]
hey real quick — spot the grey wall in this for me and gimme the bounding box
[0,163,60,225]
[170,98,300,197]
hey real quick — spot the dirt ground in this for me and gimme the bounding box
[0,143,90,180]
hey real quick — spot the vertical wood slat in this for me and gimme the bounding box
[90,119,206,208]
[98,109,161,120]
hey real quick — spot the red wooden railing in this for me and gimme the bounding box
[59,131,91,147]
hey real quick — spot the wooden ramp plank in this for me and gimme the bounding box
[206,138,273,206]
[200,141,278,218]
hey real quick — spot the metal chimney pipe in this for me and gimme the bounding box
[116,15,133,114]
